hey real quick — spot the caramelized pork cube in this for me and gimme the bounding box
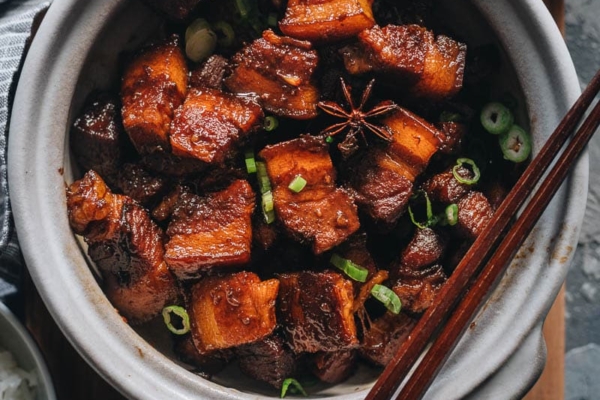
[143,0,201,21]
[399,228,445,270]
[141,151,205,177]
[225,30,319,119]
[165,180,255,278]
[237,335,297,388]
[189,55,229,90]
[359,312,416,366]
[457,191,493,239]
[279,0,375,43]
[336,233,378,294]
[189,272,279,353]
[116,163,169,207]
[392,264,446,314]
[260,136,360,254]
[277,271,358,353]
[339,44,374,75]
[169,88,263,164]
[71,93,125,183]
[121,35,188,154]
[173,335,232,377]
[311,350,357,384]
[434,121,466,154]
[421,165,473,204]
[66,170,177,323]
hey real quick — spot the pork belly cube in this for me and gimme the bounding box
[189,272,279,353]
[336,233,378,294]
[392,264,447,314]
[259,136,360,254]
[121,35,188,154]
[339,44,374,75]
[237,335,297,388]
[311,350,357,384]
[277,271,358,353]
[351,149,415,225]
[66,170,177,323]
[143,0,201,21]
[169,88,263,164]
[116,163,169,207]
[410,34,467,100]
[457,191,494,239]
[173,335,232,377]
[399,228,446,271]
[279,0,375,43]
[421,165,473,204]
[71,93,125,183]
[189,55,229,90]
[141,151,206,177]
[434,121,466,155]
[165,180,255,279]
[359,312,416,366]
[225,30,319,120]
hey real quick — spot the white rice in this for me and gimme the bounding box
[0,348,37,400]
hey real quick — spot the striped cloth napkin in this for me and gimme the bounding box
[0,0,50,300]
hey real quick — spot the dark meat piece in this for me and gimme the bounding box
[143,0,201,20]
[457,191,493,239]
[71,93,125,184]
[225,30,319,120]
[392,264,446,313]
[277,271,358,353]
[66,170,177,323]
[259,136,360,254]
[152,186,183,222]
[189,272,279,353]
[169,88,263,164]
[399,228,445,270]
[311,350,356,384]
[115,163,169,207]
[359,312,416,366]
[173,335,232,377]
[165,180,255,279]
[121,35,188,154]
[421,165,473,204]
[434,121,466,155]
[351,108,442,225]
[253,214,279,251]
[189,55,229,90]
[237,335,297,388]
[335,233,378,294]
[140,151,206,177]
[342,25,466,100]
[279,0,375,43]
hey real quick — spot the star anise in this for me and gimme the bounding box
[318,78,397,144]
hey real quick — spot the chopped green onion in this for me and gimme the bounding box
[256,162,271,194]
[245,149,256,174]
[288,175,307,193]
[330,254,369,282]
[370,284,402,314]
[325,136,334,144]
[262,191,274,212]
[213,21,235,47]
[499,125,532,163]
[408,191,434,229]
[264,116,279,132]
[444,204,458,226]
[185,18,211,42]
[440,111,462,123]
[186,28,217,63]
[480,102,514,135]
[235,0,250,18]
[256,161,276,223]
[281,378,307,398]
[452,158,480,185]
[162,306,190,335]
[267,12,279,27]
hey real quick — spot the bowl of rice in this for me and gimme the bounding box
[0,302,55,400]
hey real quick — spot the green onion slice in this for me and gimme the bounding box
[162,306,190,335]
[444,204,459,226]
[185,28,217,63]
[281,378,307,398]
[185,18,211,42]
[288,175,307,193]
[213,21,235,47]
[452,158,481,185]
[325,136,334,144]
[245,149,256,174]
[480,102,514,135]
[330,254,369,282]
[499,125,532,163]
[370,284,402,314]
[408,191,434,229]
[264,116,279,132]
[256,162,271,194]
[262,191,274,212]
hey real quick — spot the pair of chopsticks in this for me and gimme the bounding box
[367,67,600,400]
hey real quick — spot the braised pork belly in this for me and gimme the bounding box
[392,264,447,314]
[115,163,169,207]
[236,334,297,388]
[360,312,417,366]
[189,55,229,90]
[422,165,474,204]
[457,191,494,239]
[310,350,357,384]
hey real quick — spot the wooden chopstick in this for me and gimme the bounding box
[366,67,600,400]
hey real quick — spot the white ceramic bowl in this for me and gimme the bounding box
[7,0,586,398]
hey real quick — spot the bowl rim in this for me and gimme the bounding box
[7,0,586,399]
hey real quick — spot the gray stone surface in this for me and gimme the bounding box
[564,0,600,397]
